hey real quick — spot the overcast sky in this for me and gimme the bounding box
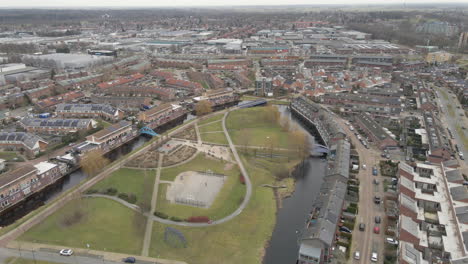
[3,0,468,8]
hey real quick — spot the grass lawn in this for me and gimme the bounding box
[200,132,228,145]
[19,198,145,255]
[198,121,223,133]
[160,153,231,182]
[240,95,260,101]
[97,120,112,128]
[91,168,155,205]
[5,257,63,264]
[149,153,284,264]
[155,162,244,220]
[0,151,24,162]
[268,100,289,105]
[198,113,224,126]
[226,107,291,148]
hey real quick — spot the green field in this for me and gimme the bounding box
[19,198,145,255]
[268,100,289,105]
[226,107,291,148]
[155,163,244,220]
[5,257,63,264]
[200,132,228,145]
[199,121,223,133]
[198,113,224,126]
[97,120,112,128]
[16,106,302,264]
[149,154,284,264]
[0,151,24,162]
[240,95,260,101]
[91,168,155,205]
[160,154,231,181]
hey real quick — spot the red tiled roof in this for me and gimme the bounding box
[98,73,144,89]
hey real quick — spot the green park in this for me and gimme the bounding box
[17,105,309,264]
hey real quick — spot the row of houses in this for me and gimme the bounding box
[397,162,468,264]
[290,96,344,146]
[298,138,351,264]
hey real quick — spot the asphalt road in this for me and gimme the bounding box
[0,247,124,264]
[335,118,386,264]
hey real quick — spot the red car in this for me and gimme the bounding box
[374,226,380,234]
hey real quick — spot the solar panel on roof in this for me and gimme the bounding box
[72,120,78,127]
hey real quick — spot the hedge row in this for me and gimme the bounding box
[152,212,210,223]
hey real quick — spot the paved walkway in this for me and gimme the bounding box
[141,154,163,257]
[83,111,253,228]
[194,121,202,145]
[5,241,186,264]
[0,117,198,246]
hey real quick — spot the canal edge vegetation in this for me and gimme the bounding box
[0,113,204,238]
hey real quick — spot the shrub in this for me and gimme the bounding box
[104,187,118,196]
[187,216,210,223]
[170,216,183,222]
[347,186,359,193]
[154,211,168,219]
[340,232,352,239]
[85,189,98,195]
[118,193,137,204]
[349,203,358,208]
[346,207,357,214]
[343,221,355,230]
[336,241,349,248]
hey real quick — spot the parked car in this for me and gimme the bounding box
[371,252,378,262]
[386,237,399,245]
[340,226,352,234]
[375,216,381,224]
[372,167,378,176]
[123,257,136,263]
[354,251,360,260]
[373,226,380,234]
[362,164,367,170]
[59,249,73,256]
[374,196,381,204]
[359,223,365,231]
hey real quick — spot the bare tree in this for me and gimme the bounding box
[279,116,291,132]
[195,100,213,116]
[288,129,310,161]
[80,150,111,177]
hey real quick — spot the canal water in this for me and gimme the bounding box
[44,136,150,203]
[262,106,327,264]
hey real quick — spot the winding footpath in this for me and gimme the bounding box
[0,113,210,246]
[86,110,253,227]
